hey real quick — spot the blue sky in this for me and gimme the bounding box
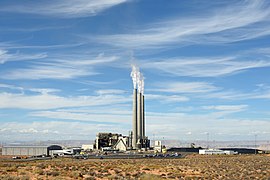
[1,0,270,142]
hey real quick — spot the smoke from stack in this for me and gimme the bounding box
[130,65,138,89]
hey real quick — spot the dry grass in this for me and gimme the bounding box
[0,155,269,179]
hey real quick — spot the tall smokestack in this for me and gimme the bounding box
[142,95,145,139]
[137,72,142,148]
[141,77,145,147]
[137,92,142,148]
[131,65,138,149]
[132,88,138,149]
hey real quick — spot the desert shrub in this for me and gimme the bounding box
[100,169,108,173]
[140,174,163,180]
[20,175,30,180]
[113,169,121,174]
[35,169,44,175]
[167,175,176,179]
[71,166,78,171]
[0,175,20,180]
[70,171,83,178]
[109,175,125,180]
[24,167,32,171]
[6,166,17,172]
[47,171,60,176]
[19,171,27,175]
[86,171,96,176]
[142,167,150,171]
[1,163,12,168]
[85,177,96,180]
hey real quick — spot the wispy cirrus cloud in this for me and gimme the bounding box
[201,104,249,117]
[202,105,248,112]
[30,110,130,124]
[0,49,47,64]
[1,53,119,80]
[146,94,189,103]
[203,89,270,100]
[96,89,127,95]
[0,93,130,110]
[142,56,270,77]
[0,0,128,18]
[0,89,130,110]
[96,0,270,48]
[197,83,270,100]
[150,81,219,94]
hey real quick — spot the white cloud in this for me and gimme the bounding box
[202,105,248,112]
[0,92,130,110]
[0,121,128,141]
[146,94,189,103]
[96,89,127,95]
[0,49,46,64]
[4,65,96,80]
[0,83,24,92]
[1,54,120,80]
[28,88,60,95]
[30,110,131,124]
[150,81,218,93]
[96,0,270,48]
[142,56,270,77]
[201,105,249,118]
[1,0,128,18]
[202,89,270,100]
[145,111,270,140]
[1,108,270,141]
[19,128,38,133]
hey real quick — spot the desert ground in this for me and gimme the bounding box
[0,154,270,179]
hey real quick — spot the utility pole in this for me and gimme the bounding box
[254,134,257,155]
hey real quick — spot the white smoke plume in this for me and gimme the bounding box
[141,75,144,95]
[131,64,145,93]
[137,71,142,93]
[130,64,138,89]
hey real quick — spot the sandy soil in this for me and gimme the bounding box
[0,154,269,179]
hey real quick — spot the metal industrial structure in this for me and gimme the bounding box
[2,145,62,156]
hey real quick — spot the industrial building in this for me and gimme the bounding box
[219,148,259,154]
[2,145,62,156]
[168,147,202,153]
[112,136,130,151]
[81,144,94,151]
[154,141,162,152]
[199,149,237,155]
[50,147,82,156]
[95,133,131,151]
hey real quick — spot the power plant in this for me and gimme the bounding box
[94,65,150,151]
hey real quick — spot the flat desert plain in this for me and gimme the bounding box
[0,154,270,179]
